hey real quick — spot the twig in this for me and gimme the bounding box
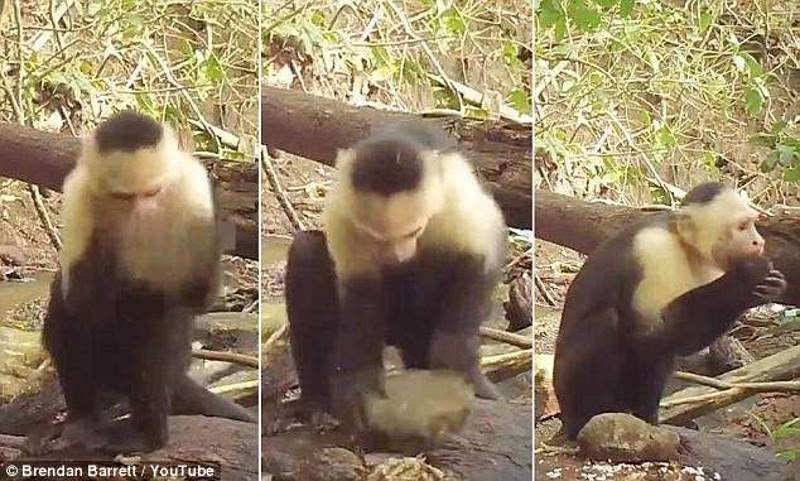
[188,119,241,151]
[29,185,62,250]
[264,324,288,355]
[673,370,800,392]
[209,379,259,395]
[427,73,533,125]
[260,146,305,231]
[479,326,531,349]
[534,273,557,307]
[192,348,259,368]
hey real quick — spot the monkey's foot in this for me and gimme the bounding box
[24,422,64,455]
[98,418,165,454]
[26,419,109,454]
[472,374,502,400]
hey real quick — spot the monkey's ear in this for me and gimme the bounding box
[675,210,696,243]
[334,148,355,168]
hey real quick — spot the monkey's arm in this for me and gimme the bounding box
[430,256,500,399]
[181,219,222,312]
[330,278,387,428]
[646,256,786,356]
[61,235,117,323]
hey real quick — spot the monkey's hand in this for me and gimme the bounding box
[430,329,501,400]
[733,256,787,305]
[753,269,786,303]
[330,369,384,433]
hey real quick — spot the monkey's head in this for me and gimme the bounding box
[333,126,454,266]
[675,182,765,270]
[79,111,180,214]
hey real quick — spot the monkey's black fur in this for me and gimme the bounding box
[42,224,254,452]
[553,204,784,440]
[94,111,163,154]
[286,230,502,425]
[349,122,456,195]
[680,181,725,205]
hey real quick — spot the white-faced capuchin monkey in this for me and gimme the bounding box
[27,111,254,454]
[285,122,507,442]
[554,182,787,440]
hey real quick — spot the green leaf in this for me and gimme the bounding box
[537,0,565,29]
[502,41,522,68]
[761,151,779,172]
[770,120,789,135]
[777,451,800,462]
[507,89,532,115]
[773,419,800,440]
[655,124,676,148]
[441,7,466,35]
[776,144,798,166]
[698,10,713,33]
[783,165,800,182]
[701,151,717,169]
[741,52,764,77]
[310,10,326,26]
[619,0,634,16]
[568,0,602,31]
[199,54,224,84]
[745,84,765,115]
[594,0,616,9]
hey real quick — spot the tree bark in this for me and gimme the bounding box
[0,122,257,260]
[534,189,800,306]
[261,87,532,228]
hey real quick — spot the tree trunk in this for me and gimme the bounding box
[261,87,532,228]
[0,122,257,260]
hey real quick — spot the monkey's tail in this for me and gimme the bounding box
[171,375,256,423]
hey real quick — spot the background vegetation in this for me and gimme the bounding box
[264,0,531,119]
[535,0,800,207]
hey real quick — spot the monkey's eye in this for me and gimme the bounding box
[738,221,749,231]
[405,227,423,239]
[142,186,162,198]
[109,192,136,201]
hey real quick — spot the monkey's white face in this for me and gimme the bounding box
[88,144,179,218]
[351,190,437,266]
[682,189,764,270]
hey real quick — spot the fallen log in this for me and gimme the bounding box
[261,87,532,228]
[0,122,257,260]
[534,189,800,306]
[659,344,800,425]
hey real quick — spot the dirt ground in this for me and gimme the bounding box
[534,239,800,459]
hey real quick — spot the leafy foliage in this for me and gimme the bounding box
[263,0,531,120]
[0,0,258,160]
[535,0,800,205]
[772,418,800,462]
